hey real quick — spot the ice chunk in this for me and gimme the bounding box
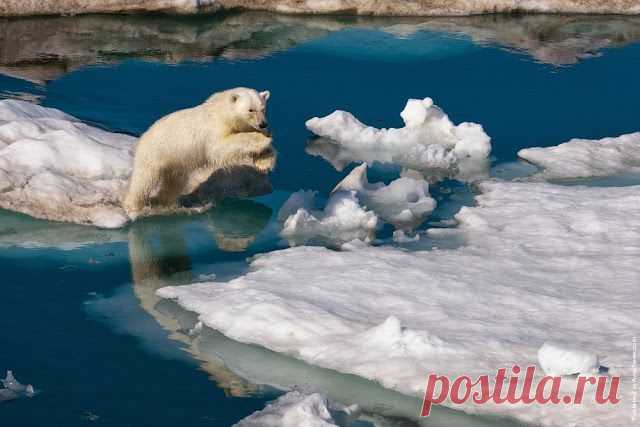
[0,371,35,402]
[305,97,491,181]
[392,230,420,243]
[333,164,435,229]
[234,391,359,427]
[277,190,317,222]
[278,164,435,244]
[518,132,640,180]
[537,341,600,376]
[159,180,639,426]
[280,190,378,246]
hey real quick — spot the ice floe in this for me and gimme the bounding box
[278,164,436,245]
[0,100,272,228]
[0,371,35,402]
[2,0,639,17]
[234,391,359,427]
[0,100,134,228]
[159,179,639,426]
[518,131,640,180]
[333,164,436,230]
[279,190,378,247]
[305,97,491,182]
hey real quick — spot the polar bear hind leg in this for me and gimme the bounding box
[123,167,159,216]
[154,170,187,206]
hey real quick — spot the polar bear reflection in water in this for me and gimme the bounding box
[127,198,272,396]
[127,200,513,427]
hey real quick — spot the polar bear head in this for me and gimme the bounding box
[206,87,271,134]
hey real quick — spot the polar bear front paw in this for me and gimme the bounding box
[248,133,273,154]
[253,147,277,173]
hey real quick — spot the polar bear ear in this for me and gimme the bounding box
[230,93,239,103]
[259,91,270,103]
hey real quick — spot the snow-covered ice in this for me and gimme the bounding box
[234,391,359,427]
[279,190,378,246]
[518,132,640,180]
[278,164,436,245]
[0,371,35,402]
[0,100,134,228]
[159,179,639,426]
[392,229,420,243]
[537,341,600,377]
[305,97,491,182]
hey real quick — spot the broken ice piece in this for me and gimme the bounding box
[537,342,600,376]
[1,371,35,402]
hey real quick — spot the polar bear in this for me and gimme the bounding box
[123,87,276,218]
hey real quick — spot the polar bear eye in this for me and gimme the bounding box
[249,109,256,113]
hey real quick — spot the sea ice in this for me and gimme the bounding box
[234,391,359,427]
[0,100,134,228]
[0,371,35,402]
[279,190,378,246]
[537,341,600,376]
[305,97,491,181]
[279,164,436,244]
[159,179,639,426]
[518,132,640,180]
[333,164,436,229]
[392,230,420,243]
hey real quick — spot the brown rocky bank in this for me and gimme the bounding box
[1,0,639,17]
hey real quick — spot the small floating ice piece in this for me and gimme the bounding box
[518,132,640,180]
[234,391,359,427]
[278,164,436,245]
[392,230,420,243]
[305,97,491,179]
[0,370,35,402]
[537,342,600,376]
[333,164,436,229]
[279,190,378,247]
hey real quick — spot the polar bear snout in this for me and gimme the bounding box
[259,123,271,137]
[249,113,269,134]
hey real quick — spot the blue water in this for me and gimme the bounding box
[1,12,639,426]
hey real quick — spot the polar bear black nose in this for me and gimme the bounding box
[259,121,268,129]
